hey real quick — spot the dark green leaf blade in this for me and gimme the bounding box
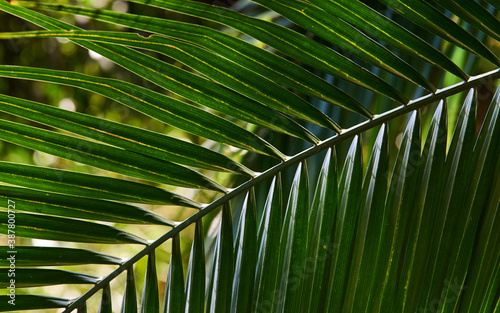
[0,246,122,267]
[444,87,500,313]
[253,0,436,91]
[0,212,148,245]
[0,65,285,159]
[99,284,113,313]
[0,161,201,207]
[419,89,476,313]
[0,268,98,288]
[485,0,500,11]
[184,221,205,313]
[0,295,70,312]
[0,2,320,144]
[0,186,174,225]
[370,111,421,313]
[436,0,500,42]
[276,162,309,313]
[0,117,225,192]
[308,0,469,81]
[458,159,500,313]
[344,124,389,313]
[6,2,334,137]
[231,190,257,313]
[301,148,338,313]
[163,235,185,313]
[477,201,500,313]
[141,251,160,313]
[4,31,336,133]
[121,268,138,313]
[19,2,372,118]
[205,240,217,313]
[253,175,283,313]
[324,136,363,313]
[78,302,88,313]
[208,204,234,313]
[380,0,500,66]
[125,0,408,103]
[395,101,448,313]
[0,94,252,176]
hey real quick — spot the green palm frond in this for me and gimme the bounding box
[0,0,499,312]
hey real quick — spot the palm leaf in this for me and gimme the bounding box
[0,94,252,175]
[0,0,499,312]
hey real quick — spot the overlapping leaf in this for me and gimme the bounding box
[0,117,224,191]
[0,30,334,136]
[436,0,500,42]
[0,211,148,244]
[0,296,70,312]
[141,252,160,313]
[13,1,372,119]
[0,94,253,175]
[0,246,122,267]
[379,0,500,65]
[121,268,138,313]
[2,1,332,141]
[0,185,174,225]
[0,269,99,288]
[0,65,284,159]
[184,221,205,313]
[253,0,436,91]
[163,235,185,313]
[307,0,469,80]
[125,0,409,103]
[253,175,283,312]
[0,161,200,206]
